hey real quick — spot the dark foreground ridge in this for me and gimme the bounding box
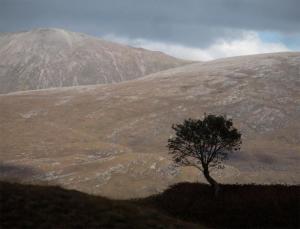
[0,182,198,229]
[1,182,299,228]
[145,183,300,228]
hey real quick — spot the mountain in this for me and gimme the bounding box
[0,52,299,199]
[0,28,189,94]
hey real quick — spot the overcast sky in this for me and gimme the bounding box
[1,0,300,60]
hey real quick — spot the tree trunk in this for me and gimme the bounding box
[203,166,220,197]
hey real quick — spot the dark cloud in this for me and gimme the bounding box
[0,0,299,47]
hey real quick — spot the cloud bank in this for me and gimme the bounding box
[0,0,298,60]
[105,32,290,61]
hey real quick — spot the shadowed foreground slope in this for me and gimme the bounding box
[0,182,199,229]
[1,182,299,228]
[148,183,300,228]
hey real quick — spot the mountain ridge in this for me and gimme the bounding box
[3,51,297,95]
[0,28,190,94]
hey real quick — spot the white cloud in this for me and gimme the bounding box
[104,31,290,61]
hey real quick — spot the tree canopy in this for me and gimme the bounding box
[168,114,242,195]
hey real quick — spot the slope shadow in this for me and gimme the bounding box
[0,162,44,182]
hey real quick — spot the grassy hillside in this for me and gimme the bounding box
[1,182,299,228]
[1,53,299,199]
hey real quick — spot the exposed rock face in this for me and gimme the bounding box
[0,52,299,199]
[0,28,188,94]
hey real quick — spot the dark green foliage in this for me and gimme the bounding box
[168,114,241,194]
[168,114,241,169]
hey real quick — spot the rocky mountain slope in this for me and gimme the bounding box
[0,28,188,94]
[0,52,299,198]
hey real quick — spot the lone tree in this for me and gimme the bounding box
[168,114,241,195]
